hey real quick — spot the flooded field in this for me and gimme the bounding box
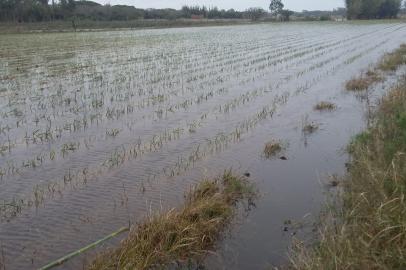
[1,22,406,269]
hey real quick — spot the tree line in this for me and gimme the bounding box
[1,0,405,23]
[0,1,268,22]
[270,0,405,20]
[345,0,404,19]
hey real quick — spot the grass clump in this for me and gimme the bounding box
[88,171,255,270]
[301,115,319,135]
[345,76,370,91]
[289,77,406,268]
[302,123,319,134]
[313,101,336,111]
[378,44,406,71]
[345,44,406,92]
[263,140,283,159]
[345,69,382,91]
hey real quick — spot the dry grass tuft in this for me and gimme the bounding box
[302,123,319,134]
[289,73,406,268]
[313,101,336,111]
[345,43,406,92]
[263,140,283,158]
[345,77,370,91]
[345,69,382,91]
[378,44,406,71]
[88,171,256,270]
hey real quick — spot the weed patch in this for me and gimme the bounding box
[289,46,406,270]
[88,171,256,270]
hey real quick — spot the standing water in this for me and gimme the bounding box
[0,22,405,269]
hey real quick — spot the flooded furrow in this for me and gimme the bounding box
[0,22,405,269]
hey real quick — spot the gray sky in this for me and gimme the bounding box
[93,1,345,12]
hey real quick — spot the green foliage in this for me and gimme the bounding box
[348,131,371,153]
[381,108,406,160]
[3,0,366,24]
[319,15,331,21]
[297,8,346,20]
[244,7,267,21]
[269,1,293,21]
[269,0,284,15]
[0,2,250,22]
[346,0,402,19]
[280,9,294,21]
[378,44,406,71]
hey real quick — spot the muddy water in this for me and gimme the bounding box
[0,22,405,269]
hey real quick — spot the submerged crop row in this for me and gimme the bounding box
[1,21,406,270]
[1,23,405,223]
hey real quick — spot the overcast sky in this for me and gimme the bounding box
[93,0,345,12]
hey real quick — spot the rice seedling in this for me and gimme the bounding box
[302,116,319,135]
[61,142,80,157]
[313,101,336,111]
[106,128,120,138]
[0,144,10,156]
[303,122,320,136]
[302,123,319,134]
[263,140,283,159]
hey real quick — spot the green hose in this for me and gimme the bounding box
[39,226,129,270]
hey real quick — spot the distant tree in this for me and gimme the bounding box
[319,15,332,21]
[245,7,266,21]
[181,5,208,18]
[280,9,294,21]
[145,8,180,20]
[379,0,402,17]
[346,0,401,19]
[332,7,347,16]
[223,9,244,19]
[0,1,256,23]
[269,0,284,15]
